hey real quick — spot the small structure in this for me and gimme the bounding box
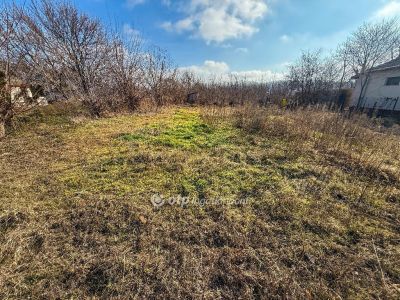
[186,92,199,105]
[11,84,33,106]
[10,84,48,107]
[351,56,400,116]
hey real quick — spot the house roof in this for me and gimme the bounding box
[370,56,400,72]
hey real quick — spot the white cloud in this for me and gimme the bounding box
[373,1,400,19]
[160,22,173,31]
[123,24,141,39]
[178,60,284,82]
[280,34,292,43]
[126,0,146,8]
[231,69,284,81]
[179,60,230,77]
[161,18,195,33]
[161,0,269,43]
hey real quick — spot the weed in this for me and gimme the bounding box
[0,105,399,298]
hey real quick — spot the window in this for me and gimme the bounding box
[386,77,400,86]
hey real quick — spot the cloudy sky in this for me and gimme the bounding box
[20,0,400,79]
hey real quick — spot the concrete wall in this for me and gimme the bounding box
[351,68,400,110]
[10,87,48,107]
[11,87,33,103]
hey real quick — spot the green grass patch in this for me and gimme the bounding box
[118,109,236,150]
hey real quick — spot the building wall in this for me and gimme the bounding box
[351,68,400,110]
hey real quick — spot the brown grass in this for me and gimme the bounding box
[0,103,399,299]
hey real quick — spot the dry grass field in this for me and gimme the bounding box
[0,103,400,299]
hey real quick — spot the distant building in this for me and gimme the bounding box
[351,56,400,115]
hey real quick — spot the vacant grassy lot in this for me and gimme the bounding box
[0,104,399,299]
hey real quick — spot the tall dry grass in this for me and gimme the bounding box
[203,104,400,167]
[203,105,400,218]
[1,104,400,298]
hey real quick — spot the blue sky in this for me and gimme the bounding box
[15,0,400,79]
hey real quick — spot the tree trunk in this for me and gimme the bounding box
[0,120,5,139]
[356,74,370,110]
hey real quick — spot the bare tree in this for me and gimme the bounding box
[0,3,14,138]
[0,2,36,138]
[342,18,400,108]
[335,44,353,90]
[0,0,188,138]
[17,0,111,116]
[287,49,343,107]
[107,33,145,111]
[142,46,176,107]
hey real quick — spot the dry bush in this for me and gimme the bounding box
[203,104,400,180]
[287,50,340,107]
[0,2,42,138]
[15,0,112,116]
[104,36,145,112]
[1,0,187,125]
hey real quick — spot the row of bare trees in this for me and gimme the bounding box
[1,0,399,137]
[181,18,400,110]
[0,0,178,137]
[339,19,400,108]
[287,18,400,108]
[180,76,288,107]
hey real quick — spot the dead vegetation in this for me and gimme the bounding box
[1,0,399,142]
[1,1,400,298]
[0,103,399,299]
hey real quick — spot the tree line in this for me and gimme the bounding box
[287,18,400,107]
[0,0,181,137]
[1,0,399,138]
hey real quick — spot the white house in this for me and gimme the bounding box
[351,56,400,114]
